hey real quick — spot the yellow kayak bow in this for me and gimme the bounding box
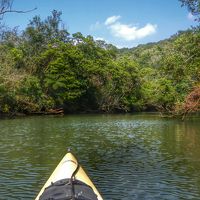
[35,151,103,200]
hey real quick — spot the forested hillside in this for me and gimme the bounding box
[0,10,199,115]
[119,29,200,115]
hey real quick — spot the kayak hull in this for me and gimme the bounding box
[35,152,103,200]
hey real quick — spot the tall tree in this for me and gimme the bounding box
[23,10,69,56]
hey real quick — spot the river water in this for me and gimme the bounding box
[0,114,200,199]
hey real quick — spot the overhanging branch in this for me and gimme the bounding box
[0,7,37,15]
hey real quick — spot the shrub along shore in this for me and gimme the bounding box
[0,11,199,117]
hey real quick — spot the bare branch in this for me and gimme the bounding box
[0,7,37,15]
[0,0,37,19]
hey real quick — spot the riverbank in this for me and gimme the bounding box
[0,109,199,120]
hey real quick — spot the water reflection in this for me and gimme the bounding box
[0,114,200,199]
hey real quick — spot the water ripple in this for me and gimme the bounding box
[0,114,200,199]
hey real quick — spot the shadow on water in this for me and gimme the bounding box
[0,114,200,199]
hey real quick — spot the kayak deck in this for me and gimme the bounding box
[35,152,103,200]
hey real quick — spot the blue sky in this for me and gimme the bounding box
[2,0,197,48]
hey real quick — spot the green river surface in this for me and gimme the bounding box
[0,113,200,200]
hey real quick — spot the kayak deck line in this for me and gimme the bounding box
[35,152,103,200]
[63,159,77,165]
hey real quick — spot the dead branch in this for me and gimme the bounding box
[0,0,37,19]
[0,7,37,15]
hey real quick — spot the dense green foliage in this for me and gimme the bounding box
[0,10,199,114]
[119,29,200,111]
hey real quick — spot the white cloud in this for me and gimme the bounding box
[104,15,157,41]
[90,15,157,46]
[187,12,195,21]
[94,36,105,41]
[109,22,157,41]
[105,15,121,26]
[90,21,101,31]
